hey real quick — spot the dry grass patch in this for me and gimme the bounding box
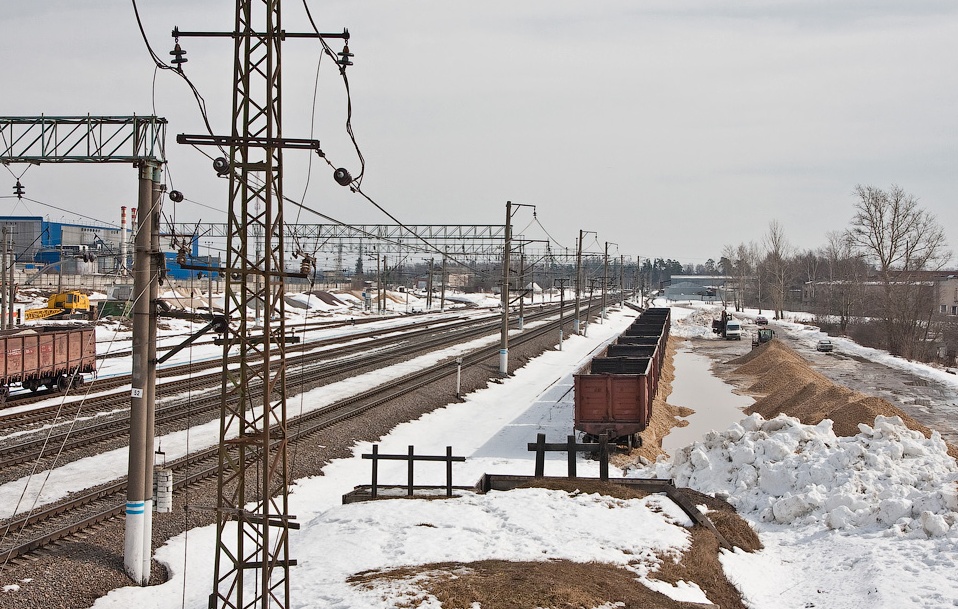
[347,484,761,609]
[350,559,720,609]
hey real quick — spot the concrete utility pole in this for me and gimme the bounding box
[1,227,7,330]
[619,254,625,307]
[57,244,63,293]
[601,242,610,324]
[126,160,162,585]
[0,114,168,586]
[574,229,596,334]
[426,257,433,309]
[500,201,536,376]
[518,251,525,331]
[440,255,446,313]
[500,201,512,375]
[554,277,569,350]
[7,232,14,327]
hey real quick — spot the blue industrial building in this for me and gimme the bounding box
[0,215,215,281]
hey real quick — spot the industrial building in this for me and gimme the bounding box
[0,211,212,285]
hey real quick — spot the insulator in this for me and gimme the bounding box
[168,190,184,202]
[13,181,24,199]
[337,43,354,68]
[300,256,312,275]
[176,248,187,265]
[213,157,229,176]
[170,43,188,70]
[333,167,352,186]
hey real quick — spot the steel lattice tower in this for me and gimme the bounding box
[215,1,292,606]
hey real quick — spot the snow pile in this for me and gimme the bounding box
[670,306,721,339]
[649,413,958,537]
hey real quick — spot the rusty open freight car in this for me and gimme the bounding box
[574,356,655,447]
[0,324,96,403]
[572,307,671,446]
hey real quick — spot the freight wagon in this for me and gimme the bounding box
[574,356,654,448]
[0,324,96,403]
[573,307,671,447]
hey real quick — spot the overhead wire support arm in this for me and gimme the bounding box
[172,26,349,41]
[176,134,322,152]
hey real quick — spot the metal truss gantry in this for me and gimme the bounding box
[0,115,166,163]
[171,223,514,258]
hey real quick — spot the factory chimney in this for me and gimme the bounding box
[120,206,128,273]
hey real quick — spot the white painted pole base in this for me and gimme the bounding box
[124,500,152,585]
[559,330,563,350]
[499,348,508,376]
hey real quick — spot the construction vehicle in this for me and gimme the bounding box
[752,328,775,347]
[711,310,742,340]
[24,291,92,321]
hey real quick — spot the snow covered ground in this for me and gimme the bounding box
[3,299,957,607]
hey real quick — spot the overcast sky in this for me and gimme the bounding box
[2,1,957,267]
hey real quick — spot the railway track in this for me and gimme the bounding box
[0,305,593,563]
[0,314,469,418]
[0,309,524,471]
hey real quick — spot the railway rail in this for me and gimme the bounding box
[0,308,555,469]
[0,303,602,563]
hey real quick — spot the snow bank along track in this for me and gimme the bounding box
[0,305,571,469]
[0,306,581,563]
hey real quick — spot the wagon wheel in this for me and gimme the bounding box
[0,386,9,403]
[57,376,70,393]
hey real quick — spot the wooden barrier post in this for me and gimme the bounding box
[566,435,577,477]
[370,444,379,498]
[533,433,546,478]
[407,445,415,496]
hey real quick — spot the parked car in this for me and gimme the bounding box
[755,315,769,325]
[816,339,834,352]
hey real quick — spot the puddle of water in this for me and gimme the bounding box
[662,346,754,455]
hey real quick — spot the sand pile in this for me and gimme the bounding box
[729,340,957,458]
[613,337,693,466]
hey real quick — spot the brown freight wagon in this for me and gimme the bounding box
[0,324,96,402]
[574,356,654,448]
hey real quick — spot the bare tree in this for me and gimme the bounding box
[846,184,951,357]
[720,242,757,311]
[762,220,794,320]
[821,230,867,334]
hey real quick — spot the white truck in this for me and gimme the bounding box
[724,319,743,340]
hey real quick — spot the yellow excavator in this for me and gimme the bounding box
[24,291,92,321]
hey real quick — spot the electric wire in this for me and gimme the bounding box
[302,0,364,186]
[294,52,325,227]
[130,0,224,158]
[132,1,509,281]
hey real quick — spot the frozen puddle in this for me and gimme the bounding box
[662,345,754,454]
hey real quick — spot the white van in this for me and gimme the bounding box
[724,320,743,340]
